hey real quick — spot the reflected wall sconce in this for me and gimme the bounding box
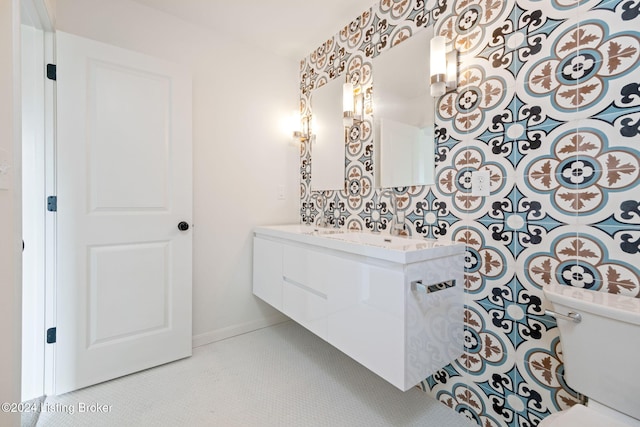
[343,81,364,127]
[430,36,458,97]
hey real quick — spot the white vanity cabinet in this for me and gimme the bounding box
[252,225,464,391]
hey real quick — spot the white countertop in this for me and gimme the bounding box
[254,224,466,264]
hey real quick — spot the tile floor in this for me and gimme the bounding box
[30,321,475,426]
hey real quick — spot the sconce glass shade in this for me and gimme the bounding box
[446,49,458,90]
[290,110,302,138]
[343,82,355,127]
[430,36,447,97]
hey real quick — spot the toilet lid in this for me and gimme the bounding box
[543,404,635,427]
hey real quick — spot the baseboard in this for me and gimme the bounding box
[191,313,290,348]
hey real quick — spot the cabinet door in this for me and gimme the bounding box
[327,257,406,389]
[253,237,283,310]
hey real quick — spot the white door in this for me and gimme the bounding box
[54,31,192,395]
[21,23,47,402]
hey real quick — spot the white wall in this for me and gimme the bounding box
[55,0,299,345]
[0,0,22,424]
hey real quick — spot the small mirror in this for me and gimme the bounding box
[311,77,345,191]
[373,26,435,188]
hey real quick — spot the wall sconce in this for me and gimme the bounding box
[292,113,312,142]
[343,81,364,127]
[430,36,458,97]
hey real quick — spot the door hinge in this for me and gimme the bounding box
[46,64,56,81]
[46,327,56,344]
[47,196,57,212]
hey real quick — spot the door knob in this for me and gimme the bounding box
[177,221,190,231]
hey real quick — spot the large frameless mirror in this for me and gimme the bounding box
[311,77,345,191]
[372,26,435,188]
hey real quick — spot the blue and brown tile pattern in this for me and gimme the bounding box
[298,0,639,425]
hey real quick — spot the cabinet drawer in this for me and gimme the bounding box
[282,279,327,340]
[282,245,328,294]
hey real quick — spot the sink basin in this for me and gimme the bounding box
[260,224,344,235]
[324,231,437,250]
[307,227,344,235]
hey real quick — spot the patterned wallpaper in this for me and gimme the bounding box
[297,0,639,426]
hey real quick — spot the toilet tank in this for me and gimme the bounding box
[543,285,640,421]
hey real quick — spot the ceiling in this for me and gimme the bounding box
[130,0,374,60]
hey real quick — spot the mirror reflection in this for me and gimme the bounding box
[311,77,345,191]
[373,26,435,188]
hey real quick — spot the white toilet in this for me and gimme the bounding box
[541,284,640,427]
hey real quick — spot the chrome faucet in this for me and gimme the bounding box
[312,191,329,228]
[379,189,404,236]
